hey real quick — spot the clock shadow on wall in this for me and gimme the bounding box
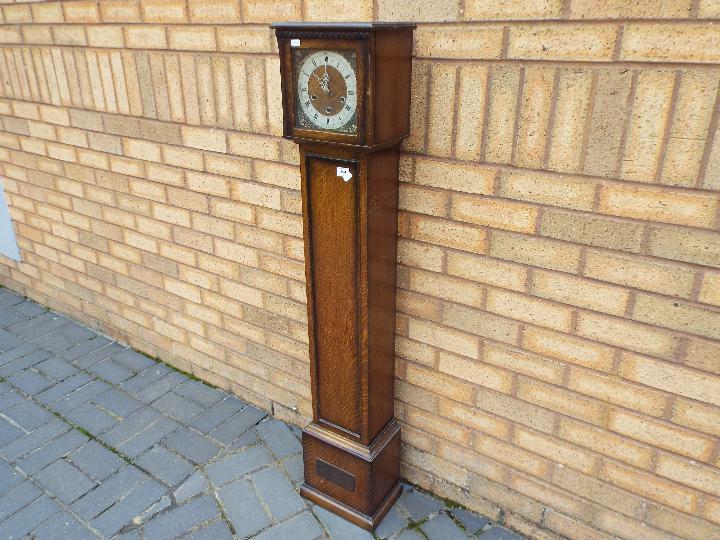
[271,22,415,531]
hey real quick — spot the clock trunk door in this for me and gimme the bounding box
[305,155,362,438]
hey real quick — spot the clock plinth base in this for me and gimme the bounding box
[301,420,401,531]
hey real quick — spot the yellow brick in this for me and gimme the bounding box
[415,25,504,59]
[656,454,720,497]
[621,23,720,63]
[4,5,31,23]
[403,62,429,153]
[303,0,372,20]
[547,69,593,173]
[454,64,487,160]
[242,0,301,22]
[125,26,167,49]
[672,398,720,437]
[478,436,551,477]
[568,367,667,417]
[437,398,511,439]
[484,342,564,385]
[466,0,562,19]
[377,0,460,22]
[446,251,527,292]
[489,230,582,273]
[451,194,538,234]
[619,351,720,407]
[31,3,64,23]
[405,405,471,446]
[632,293,720,340]
[406,362,475,403]
[189,0,242,23]
[541,208,644,252]
[486,288,573,332]
[397,240,444,273]
[484,66,520,164]
[514,66,554,169]
[438,351,514,393]
[64,1,100,23]
[414,157,495,195]
[608,409,714,461]
[584,249,696,299]
[620,69,675,182]
[570,0,691,17]
[648,225,720,269]
[87,26,125,49]
[213,238,259,267]
[531,269,630,317]
[408,318,479,358]
[100,1,142,22]
[404,268,483,307]
[544,510,611,540]
[699,272,720,307]
[508,475,588,520]
[168,27,217,51]
[515,428,596,474]
[181,126,226,153]
[661,70,719,187]
[498,171,596,212]
[426,63,456,157]
[141,0,187,23]
[123,139,161,163]
[228,133,279,161]
[52,25,88,47]
[217,26,272,53]
[509,24,617,61]
[559,417,653,469]
[517,378,607,425]
[522,325,615,372]
[403,215,487,254]
[207,154,252,181]
[443,303,520,345]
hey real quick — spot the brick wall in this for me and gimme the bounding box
[0,1,718,539]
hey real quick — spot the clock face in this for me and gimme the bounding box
[294,50,357,134]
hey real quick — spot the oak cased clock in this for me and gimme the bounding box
[271,22,414,530]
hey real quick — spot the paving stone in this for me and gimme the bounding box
[478,526,524,540]
[282,453,305,484]
[65,402,118,436]
[34,459,97,504]
[313,505,374,540]
[7,369,54,395]
[3,399,54,430]
[256,418,302,458]
[0,307,23,328]
[163,427,220,464]
[0,343,39,367]
[190,396,245,433]
[57,336,111,362]
[16,429,88,475]
[251,465,305,521]
[174,379,225,408]
[134,494,172,525]
[451,508,490,534]
[0,349,52,376]
[422,513,469,540]
[68,440,126,482]
[217,478,271,537]
[90,478,166,537]
[229,426,260,450]
[0,328,23,350]
[0,494,60,539]
[152,391,204,423]
[100,407,163,447]
[206,444,274,485]
[120,365,172,394]
[142,494,220,540]
[34,356,78,381]
[52,379,110,413]
[395,530,425,540]
[88,358,134,384]
[117,416,180,458]
[375,505,408,539]
[398,489,444,521]
[11,300,46,317]
[134,371,188,403]
[0,417,23,448]
[73,342,126,369]
[0,459,22,492]
[209,404,266,444]
[179,519,234,540]
[111,349,156,371]
[255,511,324,540]
[116,531,141,540]
[31,332,76,355]
[0,418,69,460]
[0,480,42,522]
[0,380,10,393]
[35,372,94,405]
[72,466,148,520]
[92,388,143,418]
[0,389,23,411]
[29,511,97,540]
[174,470,209,502]
[136,446,193,486]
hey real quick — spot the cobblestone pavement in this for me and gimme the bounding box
[0,289,523,540]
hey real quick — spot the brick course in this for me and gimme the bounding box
[0,3,718,540]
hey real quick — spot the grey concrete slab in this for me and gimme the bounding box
[254,511,324,540]
[451,508,490,534]
[34,356,79,381]
[174,470,209,503]
[0,480,42,522]
[72,466,148,521]
[478,527,524,540]
[0,494,60,539]
[16,429,88,475]
[136,445,193,486]
[92,388,144,418]
[190,396,245,433]
[421,513,470,540]
[0,459,22,492]
[2,399,54,430]
[256,418,302,458]
[142,494,220,540]
[33,458,97,504]
[64,401,119,436]
[29,511,99,540]
[90,478,166,537]
[68,440,126,482]
[7,369,54,395]
[251,465,306,521]
[206,444,274,486]
[174,379,225,407]
[217,478,271,538]
[210,404,266,444]
[179,520,234,540]
[0,418,69,460]
[398,488,445,521]
[313,505,375,540]
[163,427,220,464]
[152,391,204,423]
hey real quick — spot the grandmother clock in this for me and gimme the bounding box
[271,22,414,529]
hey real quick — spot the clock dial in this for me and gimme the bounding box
[295,50,357,133]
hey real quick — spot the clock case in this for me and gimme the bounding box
[273,22,414,148]
[271,22,415,530]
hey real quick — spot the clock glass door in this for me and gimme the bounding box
[293,49,358,134]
